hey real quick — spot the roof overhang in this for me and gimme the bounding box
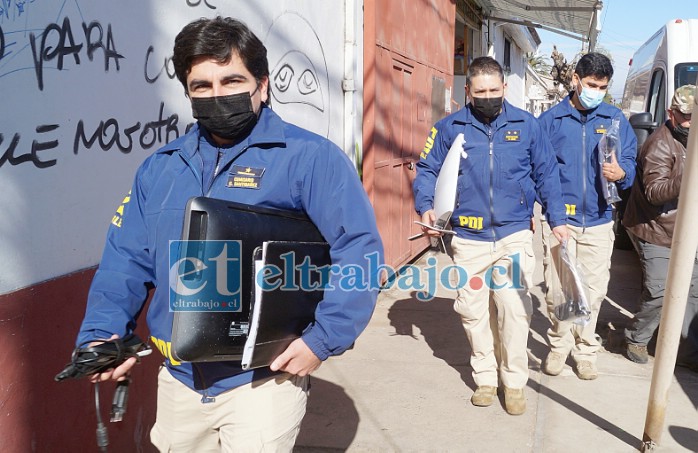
[478,0,603,51]
[501,22,538,53]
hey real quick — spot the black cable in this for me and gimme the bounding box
[55,335,148,381]
[95,382,109,453]
[55,335,150,452]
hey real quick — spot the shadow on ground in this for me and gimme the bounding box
[294,377,359,452]
[668,424,698,451]
[387,294,475,389]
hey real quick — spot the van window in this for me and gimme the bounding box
[647,69,667,124]
[676,63,698,89]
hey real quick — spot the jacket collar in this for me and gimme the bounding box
[157,104,286,159]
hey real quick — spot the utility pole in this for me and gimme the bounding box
[641,88,698,451]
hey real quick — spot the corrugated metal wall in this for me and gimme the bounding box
[363,0,456,268]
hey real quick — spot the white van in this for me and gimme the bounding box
[615,19,697,250]
[621,19,698,125]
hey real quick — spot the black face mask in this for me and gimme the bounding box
[471,96,503,121]
[190,91,258,140]
[671,122,690,147]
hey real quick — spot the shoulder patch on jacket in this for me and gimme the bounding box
[421,127,438,160]
[111,191,131,228]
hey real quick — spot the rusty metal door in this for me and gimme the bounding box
[373,51,419,267]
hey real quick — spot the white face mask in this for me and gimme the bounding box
[576,84,605,109]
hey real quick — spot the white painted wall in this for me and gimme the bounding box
[505,49,527,109]
[0,0,351,294]
[453,22,532,110]
[489,24,527,109]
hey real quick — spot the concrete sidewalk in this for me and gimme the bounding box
[294,229,698,452]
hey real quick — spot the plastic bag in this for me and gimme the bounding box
[552,242,591,326]
[597,117,622,205]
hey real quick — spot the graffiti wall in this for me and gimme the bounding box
[0,0,355,294]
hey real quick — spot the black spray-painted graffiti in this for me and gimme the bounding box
[1,8,334,171]
[0,24,4,60]
[265,12,330,138]
[0,103,193,169]
[144,45,176,84]
[143,0,237,83]
[186,0,216,9]
[0,10,192,170]
[29,17,124,91]
[73,102,184,155]
[0,16,123,90]
[0,124,59,169]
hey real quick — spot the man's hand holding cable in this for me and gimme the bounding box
[88,334,137,383]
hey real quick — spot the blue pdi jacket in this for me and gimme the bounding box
[537,95,637,227]
[76,105,383,398]
[413,100,567,242]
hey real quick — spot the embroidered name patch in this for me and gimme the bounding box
[504,130,521,142]
[228,165,265,189]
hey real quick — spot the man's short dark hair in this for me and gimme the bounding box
[172,16,270,96]
[466,57,504,86]
[574,52,614,80]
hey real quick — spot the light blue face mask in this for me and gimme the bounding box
[577,84,605,109]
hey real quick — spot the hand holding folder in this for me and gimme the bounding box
[241,240,330,370]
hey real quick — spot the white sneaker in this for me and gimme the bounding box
[576,361,598,380]
[544,351,566,376]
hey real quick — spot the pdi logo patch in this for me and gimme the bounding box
[169,240,242,312]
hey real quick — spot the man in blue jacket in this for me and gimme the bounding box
[538,52,637,380]
[74,17,383,451]
[414,57,568,415]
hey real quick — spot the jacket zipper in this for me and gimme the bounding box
[581,120,587,231]
[488,126,496,244]
[206,148,223,195]
[206,146,250,197]
[177,142,255,404]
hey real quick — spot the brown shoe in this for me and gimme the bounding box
[504,387,526,415]
[576,361,598,380]
[471,386,497,407]
[626,343,649,364]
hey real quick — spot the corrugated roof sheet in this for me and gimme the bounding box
[479,0,603,49]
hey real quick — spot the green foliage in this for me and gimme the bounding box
[526,51,551,76]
